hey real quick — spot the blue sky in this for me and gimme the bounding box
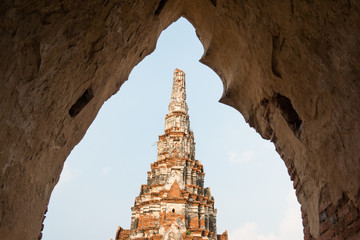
[43,18,303,240]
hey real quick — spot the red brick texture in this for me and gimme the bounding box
[285,153,360,240]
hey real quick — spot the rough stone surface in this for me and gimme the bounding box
[0,0,359,240]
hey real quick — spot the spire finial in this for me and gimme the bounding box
[168,68,188,114]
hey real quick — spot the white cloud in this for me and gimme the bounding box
[228,151,255,163]
[52,162,76,194]
[229,190,303,240]
[278,190,303,239]
[263,140,276,150]
[230,222,278,240]
[59,162,73,184]
[102,166,112,176]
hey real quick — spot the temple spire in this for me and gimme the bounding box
[113,69,227,240]
[164,69,191,136]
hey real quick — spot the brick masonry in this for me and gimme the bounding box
[285,155,360,240]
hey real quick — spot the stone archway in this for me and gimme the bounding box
[0,1,359,239]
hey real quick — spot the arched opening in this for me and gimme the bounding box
[43,18,302,240]
[1,2,358,240]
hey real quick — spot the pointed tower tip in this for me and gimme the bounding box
[168,67,188,115]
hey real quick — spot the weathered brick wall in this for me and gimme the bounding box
[286,154,360,239]
[217,230,228,240]
[317,188,360,240]
[115,227,130,240]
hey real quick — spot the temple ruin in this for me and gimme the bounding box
[114,69,227,240]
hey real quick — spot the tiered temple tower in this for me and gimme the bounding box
[114,69,228,240]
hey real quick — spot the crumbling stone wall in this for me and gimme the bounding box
[0,0,359,239]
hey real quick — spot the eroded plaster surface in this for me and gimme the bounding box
[0,1,359,239]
